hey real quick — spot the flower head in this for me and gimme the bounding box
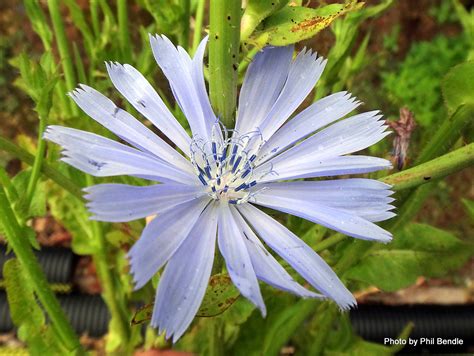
[45,35,394,342]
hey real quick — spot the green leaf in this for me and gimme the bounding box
[197,274,240,317]
[255,1,363,46]
[11,169,46,219]
[241,0,290,40]
[131,274,240,325]
[3,259,66,355]
[442,61,474,113]
[46,182,98,255]
[346,223,473,291]
[24,0,53,50]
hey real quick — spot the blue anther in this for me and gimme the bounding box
[249,180,257,187]
[230,145,238,165]
[241,168,251,179]
[220,146,228,162]
[234,183,248,192]
[217,177,221,185]
[204,165,212,179]
[211,186,217,193]
[198,174,208,186]
[212,142,217,161]
[249,154,257,162]
[229,199,238,205]
[223,185,229,193]
[232,156,242,173]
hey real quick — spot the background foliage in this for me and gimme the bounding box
[0,0,473,355]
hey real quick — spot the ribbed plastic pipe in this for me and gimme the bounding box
[0,245,75,284]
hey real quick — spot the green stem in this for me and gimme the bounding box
[0,166,19,203]
[86,175,131,350]
[209,0,240,128]
[0,186,84,353]
[179,0,191,50]
[25,114,48,213]
[238,45,260,75]
[314,233,346,253]
[382,143,474,191]
[47,0,77,115]
[90,0,100,37]
[415,104,474,165]
[191,0,206,54]
[117,0,132,62]
[0,136,83,200]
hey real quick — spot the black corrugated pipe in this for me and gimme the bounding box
[0,244,76,284]
[351,304,474,353]
[0,292,109,337]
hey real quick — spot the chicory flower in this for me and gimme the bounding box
[45,35,394,342]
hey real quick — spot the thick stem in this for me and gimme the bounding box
[209,0,240,128]
[0,136,84,200]
[382,143,474,191]
[0,186,84,353]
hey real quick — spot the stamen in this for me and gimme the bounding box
[189,123,270,205]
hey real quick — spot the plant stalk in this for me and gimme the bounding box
[209,0,240,128]
[0,186,84,353]
[47,0,78,115]
[0,136,83,200]
[191,0,206,54]
[382,142,474,191]
[25,113,48,213]
[117,0,132,62]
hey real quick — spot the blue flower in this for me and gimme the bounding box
[45,35,394,342]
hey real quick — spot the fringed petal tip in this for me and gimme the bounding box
[338,296,358,312]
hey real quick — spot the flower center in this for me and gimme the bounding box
[190,123,268,204]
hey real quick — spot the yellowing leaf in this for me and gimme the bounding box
[255,1,363,46]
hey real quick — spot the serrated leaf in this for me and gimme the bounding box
[255,1,363,46]
[46,183,98,255]
[3,259,65,355]
[346,223,473,291]
[442,61,474,113]
[131,274,240,325]
[11,169,46,219]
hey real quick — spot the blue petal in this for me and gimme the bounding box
[236,45,294,135]
[258,92,359,162]
[231,206,324,299]
[217,204,266,315]
[255,111,391,182]
[257,179,395,222]
[68,84,191,172]
[105,62,192,156]
[84,183,206,222]
[238,204,356,310]
[151,203,218,342]
[149,34,212,141]
[44,126,197,185]
[257,155,392,182]
[258,49,327,141]
[253,190,392,242]
[128,197,210,290]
